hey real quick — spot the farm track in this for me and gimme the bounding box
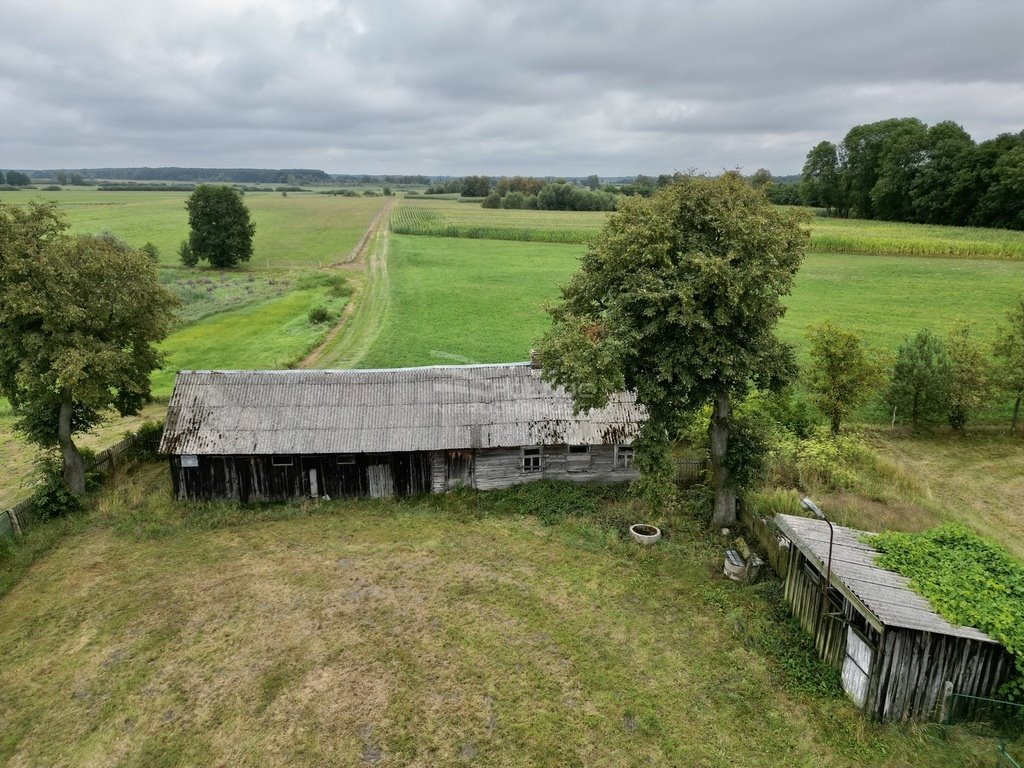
[299,200,393,369]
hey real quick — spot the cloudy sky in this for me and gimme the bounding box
[3,0,1022,176]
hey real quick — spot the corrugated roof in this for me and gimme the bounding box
[775,514,996,642]
[159,364,645,455]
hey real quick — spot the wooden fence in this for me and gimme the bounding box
[674,458,707,487]
[2,433,152,538]
[738,499,792,579]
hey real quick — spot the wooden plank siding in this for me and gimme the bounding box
[170,444,638,501]
[170,452,433,502]
[772,514,1014,723]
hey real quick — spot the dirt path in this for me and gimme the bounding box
[299,198,393,368]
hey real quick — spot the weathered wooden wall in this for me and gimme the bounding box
[474,445,638,491]
[783,549,856,668]
[171,452,433,502]
[870,629,1014,722]
[780,544,1014,723]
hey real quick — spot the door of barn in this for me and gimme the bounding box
[445,450,474,489]
[367,462,395,498]
[842,627,874,709]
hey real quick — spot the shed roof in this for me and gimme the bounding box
[159,364,644,456]
[775,514,996,643]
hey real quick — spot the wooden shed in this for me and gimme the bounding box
[774,514,1013,722]
[158,363,644,502]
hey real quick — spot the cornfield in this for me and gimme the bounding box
[391,199,1024,260]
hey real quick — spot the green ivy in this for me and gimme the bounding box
[871,524,1024,701]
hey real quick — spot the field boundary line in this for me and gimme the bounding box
[331,197,394,266]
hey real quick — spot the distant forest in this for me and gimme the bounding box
[18,168,437,186]
[798,118,1024,230]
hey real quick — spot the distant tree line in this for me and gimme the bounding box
[1,170,33,186]
[26,167,333,184]
[799,118,1024,229]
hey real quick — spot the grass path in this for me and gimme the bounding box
[302,206,393,369]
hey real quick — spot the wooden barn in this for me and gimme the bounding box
[774,514,1014,723]
[158,363,644,502]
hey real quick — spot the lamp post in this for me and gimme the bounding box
[801,497,834,642]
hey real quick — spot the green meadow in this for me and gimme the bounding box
[0,188,387,268]
[357,234,1024,369]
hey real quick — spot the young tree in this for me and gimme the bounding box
[804,321,882,434]
[993,293,1024,433]
[184,184,256,268]
[536,174,807,526]
[887,329,950,429]
[944,320,992,430]
[0,202,178,494]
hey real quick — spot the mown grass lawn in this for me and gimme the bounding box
[0,466,1008,767]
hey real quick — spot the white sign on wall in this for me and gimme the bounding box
[180,455,199,468]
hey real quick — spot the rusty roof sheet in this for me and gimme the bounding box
[159,364,645,455]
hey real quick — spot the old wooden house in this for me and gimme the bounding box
[158,363,644,502]
[774,514,1013,722]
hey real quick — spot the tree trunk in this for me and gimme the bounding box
[58,388,86,496]
[1013,394,1022,435]
[709,392,736,527]
[830,413,841,435]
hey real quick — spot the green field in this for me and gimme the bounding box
[152,277,350,397]
[0,466,1009,767]
[0,189,388,268]
[357,234,1024,370]
[391,199,1024,259]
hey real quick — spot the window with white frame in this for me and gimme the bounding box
[337,454,356,465]
[614,445,634,470]
[522,446,543,473]
[271,456,294,467]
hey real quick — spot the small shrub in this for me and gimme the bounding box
[141,242,160,262]
[41,185,62,191]
[179,239,197,267]
[308,306,333,324]
[125,420,165,462]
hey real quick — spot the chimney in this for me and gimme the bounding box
[529,349,541,369]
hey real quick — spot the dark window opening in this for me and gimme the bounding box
[271,456,293,467]
[338,454,356,465]
[522,447,542,473]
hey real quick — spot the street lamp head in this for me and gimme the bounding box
[800,496,825,520]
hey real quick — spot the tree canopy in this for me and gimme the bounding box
[184,185,256,268]
[536,174,807,525]
[800,118,1024,230]
[0,202,178,494]
[804,322,882,434]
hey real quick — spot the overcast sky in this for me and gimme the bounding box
[2,0,1022,176]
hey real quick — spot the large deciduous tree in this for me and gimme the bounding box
[800,141,847,216]
[536,174,807,526]
[993,293,1024,433]
[184,184,256,268]
[804,321,882,435]
[0,202,178,494]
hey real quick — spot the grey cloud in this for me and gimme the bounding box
[1,0,1022,174]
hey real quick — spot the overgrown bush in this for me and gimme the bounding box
[28,454,85,521]
[125,420,164,462]
[308,306,333,324]
[872,524,1024,701]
